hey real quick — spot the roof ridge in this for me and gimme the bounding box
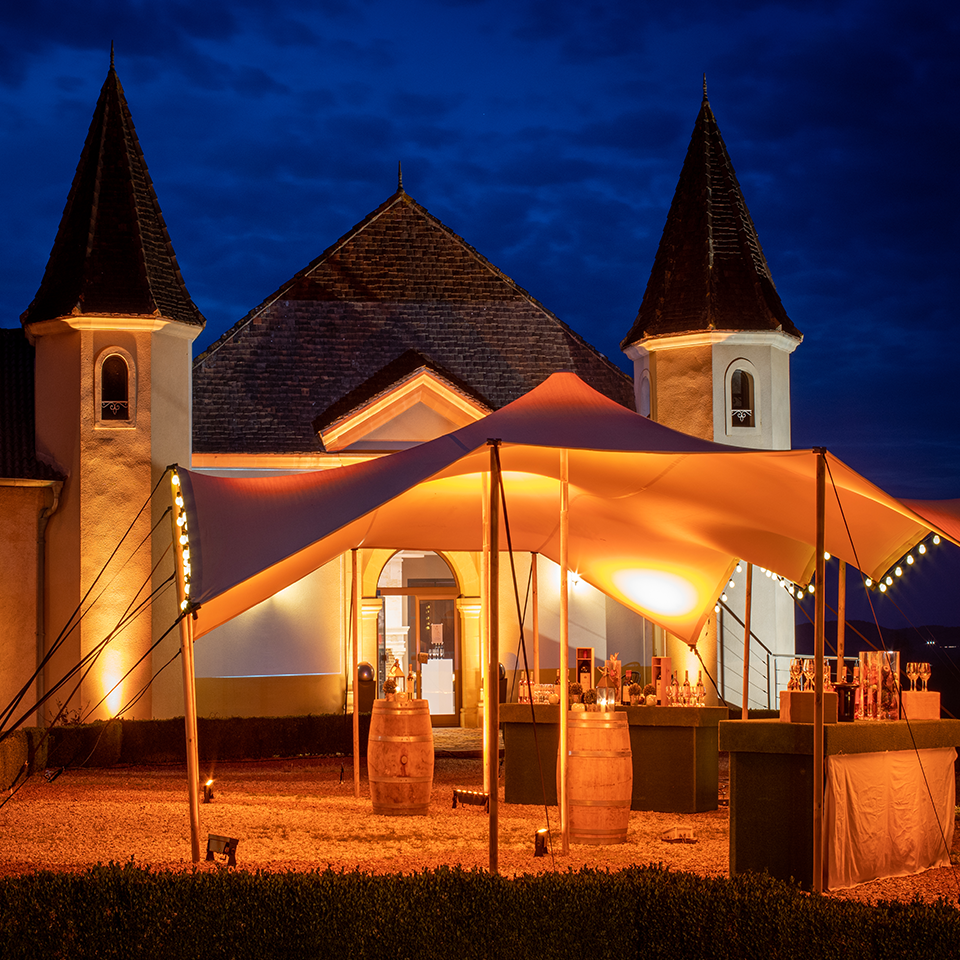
[21,58,205,329]
[196,189,629,382]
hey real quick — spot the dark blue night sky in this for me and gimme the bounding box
[2,1,957,624]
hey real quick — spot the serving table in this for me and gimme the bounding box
[501,703,727,813]
[719,718,960,890]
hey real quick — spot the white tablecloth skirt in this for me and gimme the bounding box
[824,747,956,890]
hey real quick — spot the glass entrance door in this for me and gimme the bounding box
[417,597,457,725]
[376,551,461,727]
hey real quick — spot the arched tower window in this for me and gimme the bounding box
[639,371,651,418]
[95,347,137,427]
[730,368,754,428]
[101,355,129,420]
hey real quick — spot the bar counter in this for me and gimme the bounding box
[719,718,960,890]
[501,703,728,813]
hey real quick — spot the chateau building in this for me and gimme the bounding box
[0,62,799,727]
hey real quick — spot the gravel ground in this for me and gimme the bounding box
[1,756,958,906]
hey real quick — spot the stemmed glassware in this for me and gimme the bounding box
[906,662,919,692]
[918,662,931,692]
[803,658,816,692]
[789,658,802,690]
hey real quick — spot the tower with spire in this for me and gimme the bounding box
[621,83,802,702]
[621,81,801,448]
[21,55,205,721]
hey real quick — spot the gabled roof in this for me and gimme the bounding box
[21,56,204,330]
[0,329,63,481]
[193,188,634,454]
[622,89,801,347]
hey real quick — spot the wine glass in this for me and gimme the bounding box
[803,658,816,692]
[919,662,931,692]
[789,658,802,691]
[906,662,918,692]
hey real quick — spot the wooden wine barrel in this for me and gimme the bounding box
[367,699,434,816]
[562,710,632,844]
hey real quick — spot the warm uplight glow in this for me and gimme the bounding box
[103,651,123,716]
[612,568,699,617]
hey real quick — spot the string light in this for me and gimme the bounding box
[172,472,193,614]
[860,533,943,595]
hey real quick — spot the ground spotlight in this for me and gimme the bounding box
[206,834,238,867]
[534,828,549,857]
[452,788,489,812]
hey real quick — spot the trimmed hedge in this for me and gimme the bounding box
[37,713,372,769]
[0,863,957,960]
[0,727,49,789]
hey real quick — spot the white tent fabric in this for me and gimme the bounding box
[177,373,956,643]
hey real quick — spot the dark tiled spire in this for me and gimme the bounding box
[21,58,204,329]
[622,88,800,347]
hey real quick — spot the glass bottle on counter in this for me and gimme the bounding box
[695,670,706,706]
[669,672,679,706]
[681,670,691,706]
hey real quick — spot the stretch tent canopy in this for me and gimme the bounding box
[176,373,957,644]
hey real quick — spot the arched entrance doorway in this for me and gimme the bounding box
[376,551,460,726]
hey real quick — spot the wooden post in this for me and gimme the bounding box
[179,611,201,864]
[813,449,827,894]
[171,470,201,865]
[481,469,490,795]
[741,564,753,720]
[352,549,360,799]
[559,449,570,856]
[836,560,847,682]
[532,553,540,690]
[487,440,500,874]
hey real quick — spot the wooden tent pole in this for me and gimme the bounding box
[481,470,490,795]
[836,560,847,682]
[813,449,827,894]
[179,612,201,864]
[741,564,753,720]
[171,469,201,865]
[352,549,360,799]
[559,448,570,856]
[487,440,500,874]
[532,553,540,690]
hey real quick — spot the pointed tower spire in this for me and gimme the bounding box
[21,58,204,329]
[621,93,800,347]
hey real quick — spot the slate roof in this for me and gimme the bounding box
[0,329,63,481]
[193,189,634,454]
[621,90,801,347]
[312,349,493,435]
[21,58,205,330]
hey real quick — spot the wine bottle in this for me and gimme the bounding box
[681,670,691,706]
[695,670,705,706]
